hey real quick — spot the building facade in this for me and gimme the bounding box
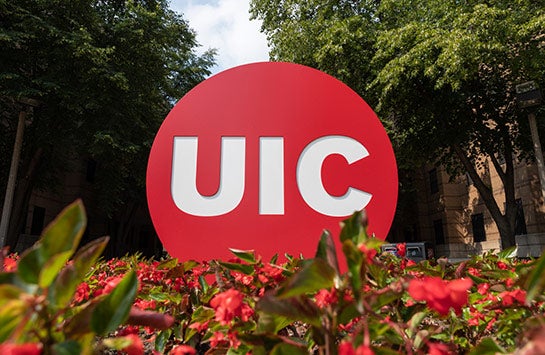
[389,158,545,259]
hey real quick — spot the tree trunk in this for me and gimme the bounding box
[452,144,516,250]
[5,148,44,249]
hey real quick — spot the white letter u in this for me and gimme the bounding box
[171,136,245,216]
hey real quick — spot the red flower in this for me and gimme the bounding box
[119,334,143,355]
[338,342,374,355]
[188,320,209,333]
[497,261,509,270]
[74,282,90,303]
[428,342,452,355]
[210,332,226,348]
[477,283,490,295]
[396,243,406,257]
[210,289,253,325]
[358,244,377,264]
[499,289,526,307]
[338,341,355,355]
[0,342,42,355]
[3,257,17,272]
[170,345,196,355]
[315,288,338,308]
[408,277,473,316]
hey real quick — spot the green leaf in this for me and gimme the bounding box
[525,251,545,303]
[229,248,257,264]
[40,250,74,288]
[51,340,82,355]
[257,311,293,334]
[218,261,254,275]
[0,284,24,302]
[103,336,135,350]
[17,200,87,287]
[339,211,367,244]
[154,329,172,353]
[0,299,26,342]
[157,258,178,270]
[270,342,308,355]
[49,237,109,308]
[257,292,322,327]
[497,247,517,259]
[276,258,335,299]
[91,270,138,335]
[41,199,87,259]
[342,239,363,297]
[315,230,340,277]
[17,247,44,285]
[468,337,507,355]
[407,312,428,338]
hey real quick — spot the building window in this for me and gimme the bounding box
[30,206,45,236]
[433,219,445,245]
[429,168,438,194]
[86,158,97,183]
[515,198,527,235]
[472,213,486,242]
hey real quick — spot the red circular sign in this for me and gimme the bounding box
[147,62,397,263]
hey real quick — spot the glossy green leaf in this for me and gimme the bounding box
[155,329,172,353]
[468,337,507,355]
[315,230,340,277]
[49,237,109,308]
[525,251,545,303]
[257,292,321,327]
[51,340,82,355]
[91,270,138,335]
[157,258,178,270]
[497,247,516,259]
[103,336,134,350]
[39,250,74,288]
[0,299,26,342]
[257,311,293,334]
[218,261,254,275]
[40,199,87,258]
[270,342,308,355]
[0,284,24,302]
[339,211,367,244]
[17,200,87,287]
[17,247,44,285]
[276,258,335,299]
[342,239,363,297]
[229,248,257,264]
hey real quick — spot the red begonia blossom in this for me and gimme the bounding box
[499,289,526,307]
[427,342,453,355]
[170,345,196,355]
[210,288,253,325]
[396,243,406,257]
[408,276,473,316]
[338,342,374,355]
[0,342,42,355]
[358,244,377,264]
[315,288,338,308]
[3,257,17,272]
[119,334,144,355]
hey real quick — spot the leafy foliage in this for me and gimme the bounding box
[0,0,215,248]
[3,202,545,354]
[250,0,545,249]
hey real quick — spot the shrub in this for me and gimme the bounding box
[2,201,545,354]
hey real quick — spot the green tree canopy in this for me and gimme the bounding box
[0,0,215,250]
[251,0,545,248]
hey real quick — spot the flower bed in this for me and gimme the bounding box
[1,200,545,354]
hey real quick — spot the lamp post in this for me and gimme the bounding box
[0,98,40,248]
[516,81,544,201]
